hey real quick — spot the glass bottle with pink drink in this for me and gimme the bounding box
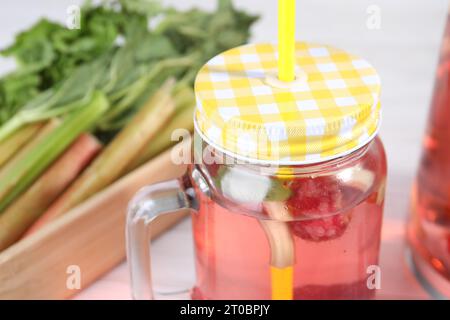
[408,8,450,297]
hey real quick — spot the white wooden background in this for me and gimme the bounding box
[1,0,449,299]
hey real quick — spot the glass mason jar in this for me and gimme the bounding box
[127,42,386,300]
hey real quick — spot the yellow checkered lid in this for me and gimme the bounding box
[194,42,381,164]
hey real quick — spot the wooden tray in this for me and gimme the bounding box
[0,148,188,299]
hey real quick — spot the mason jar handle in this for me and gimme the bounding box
[126,172,201,300]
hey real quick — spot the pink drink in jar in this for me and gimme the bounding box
[191,137,386,300]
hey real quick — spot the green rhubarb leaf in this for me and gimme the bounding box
[264,178,292,202]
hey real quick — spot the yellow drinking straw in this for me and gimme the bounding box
[278,0,296,82]
[261,0,297,301]
[260,207,295,300]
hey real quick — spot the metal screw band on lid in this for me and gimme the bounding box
[194,42,381,164]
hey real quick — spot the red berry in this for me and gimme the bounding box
[287,176,350,242]
[289,213,350,242]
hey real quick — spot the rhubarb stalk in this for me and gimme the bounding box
[0,119,60,180]
[128,101,194,171]
[0,123,43,168]
[0,91,109,212]
[0,134,102,251]
[26,80,177,233]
